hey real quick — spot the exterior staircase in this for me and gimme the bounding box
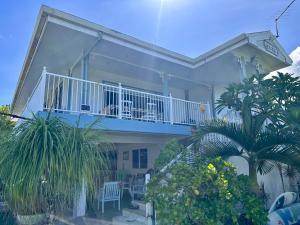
[112,141,197,225]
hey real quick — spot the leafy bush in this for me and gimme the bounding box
[146,157,268,225]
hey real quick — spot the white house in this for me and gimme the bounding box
[11,5,294,220]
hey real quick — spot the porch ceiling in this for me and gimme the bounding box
[13,21,195,115]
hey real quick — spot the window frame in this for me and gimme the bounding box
[132,148,148,169]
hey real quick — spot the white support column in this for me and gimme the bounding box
[210,85,216,119]
[206,101,212,120]
[81,53,90,110]
[256,63,264,74]
[118,83,122,119]
[39,67,47,111]
[73,182,86,218]
[161,73,170,97]
[237,56,247,82]
[161,73,171,123]
[145,173,153,225]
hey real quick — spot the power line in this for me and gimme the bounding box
[275,0,297,38]
[0,112,31,121]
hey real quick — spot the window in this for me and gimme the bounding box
[132,148,148,169]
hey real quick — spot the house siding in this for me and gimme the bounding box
[117,143,161,175]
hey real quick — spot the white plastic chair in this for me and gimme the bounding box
[97,182,121,213]
[142,103,157,121]
[121,100,133,119]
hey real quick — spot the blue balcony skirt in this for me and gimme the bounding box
[37,111,192,136]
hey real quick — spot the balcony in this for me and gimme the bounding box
[23,68,211,128]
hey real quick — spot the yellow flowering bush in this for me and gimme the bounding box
[146,156,268,225]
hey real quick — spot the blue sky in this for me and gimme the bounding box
[1,0,300,105]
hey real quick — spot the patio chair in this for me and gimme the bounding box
[131,175,146,201]
[115,170,132,199]
[97,181,121,213]
[121,100,133,119]
[142,103,157,121]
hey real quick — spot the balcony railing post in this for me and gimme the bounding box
[169,93,174,124]
[40,66,47,111]
[118,83,122,119]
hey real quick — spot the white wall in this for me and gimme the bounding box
[228,156,295,207]
[116,143,161,175]
[188,85,211,103]
[89,70,185,99]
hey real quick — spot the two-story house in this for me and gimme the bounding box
[11,5,292,218]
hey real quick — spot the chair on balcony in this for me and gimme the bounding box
[97,181,121,213]
[142,103,157,121]
[121,100,133,119]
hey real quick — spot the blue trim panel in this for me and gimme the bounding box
[37,111,192,136]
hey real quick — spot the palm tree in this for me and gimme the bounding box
[0,113,111,218]
[193,100,300,193]
[0,105,14,149]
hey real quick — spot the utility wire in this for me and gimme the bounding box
[275,0,297,37]
[0,112,31,120]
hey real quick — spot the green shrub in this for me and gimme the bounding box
[146,157,268,225]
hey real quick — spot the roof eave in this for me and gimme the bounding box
[11,6,48,114]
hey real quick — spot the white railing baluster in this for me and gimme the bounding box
[70,78,73,112]
[76,80,79,112]
[118,83,122,119]
[46,71,50,110]
[169,93,173,124]
[26,70,214,126]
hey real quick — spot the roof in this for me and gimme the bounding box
[11,5,293,113]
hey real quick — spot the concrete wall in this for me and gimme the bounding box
[228,156,297,207]
[116,143,161,175]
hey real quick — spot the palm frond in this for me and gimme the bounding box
[253,131,299,154]
[256,145,300,171]
[200,140,242,159]
[283,166,297,179]
[193,120,252,152]
[256,160,275,175]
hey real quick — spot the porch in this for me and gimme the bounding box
[23,68,212,127]
[69,141,162,224]
[55,193,147,225]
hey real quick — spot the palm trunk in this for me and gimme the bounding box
[249,161,259,193]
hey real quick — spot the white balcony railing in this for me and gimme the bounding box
[24,68,211,126]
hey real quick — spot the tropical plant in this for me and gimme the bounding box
[0,105,14,202]
[146,156,268,225]
[216,72,300,132]
[193,97,300,193]
[0,105,14,149]
[0,113,111,216]
[0,105,14,126]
